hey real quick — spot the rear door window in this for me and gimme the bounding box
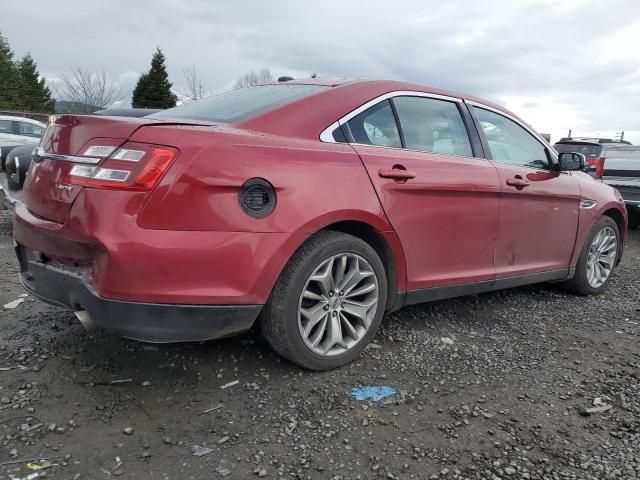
[345,100,402,148]
[392,96,473,157]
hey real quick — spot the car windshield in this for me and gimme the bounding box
[149,84,326,123]
[554,143,602,158]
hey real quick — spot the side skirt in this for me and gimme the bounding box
[404,269,573,306]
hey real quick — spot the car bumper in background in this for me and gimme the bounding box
[0,180,21,210]
[605,182,640,206]
[15,244,262,342]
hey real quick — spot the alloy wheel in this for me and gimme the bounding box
[297,253,379,357]
[586,226,617,288]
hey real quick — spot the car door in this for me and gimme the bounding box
[470,105,580,277]
[344,94,502,292]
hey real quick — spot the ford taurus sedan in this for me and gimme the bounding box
[13,78,627,370]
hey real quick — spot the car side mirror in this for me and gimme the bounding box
[558,152,585,171]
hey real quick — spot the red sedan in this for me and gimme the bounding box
[13,78,627,369]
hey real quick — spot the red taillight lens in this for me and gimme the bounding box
[585,157,605,179]
[63,144,177,191]
[129,148,175,190]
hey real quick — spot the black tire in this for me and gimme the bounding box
[5,155,21,191]
[562,216,620,295]
[261,230,387,370]
[628,208,639,230]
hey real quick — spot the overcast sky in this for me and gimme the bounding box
[3,0,640,142]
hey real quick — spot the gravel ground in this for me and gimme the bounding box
[1,201,639,480]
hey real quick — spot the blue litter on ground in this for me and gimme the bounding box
[351,386,397,402]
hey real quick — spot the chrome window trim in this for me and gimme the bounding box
[32,146,101,165]
[319,90,464,144]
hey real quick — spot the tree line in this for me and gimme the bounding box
[1,30,284,115]
[0,32,55,112]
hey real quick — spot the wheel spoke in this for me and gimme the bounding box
[310,257,335,296]
[341,261,374,296]
[343,298,376,326]
[345,282,376,299]
[586,263,593,284]
[339,312,359,341]
[308,317,328,348]
[333,255,347,291]
[322,315,344,354]
[302,290,325,302]
[598,256,614,268]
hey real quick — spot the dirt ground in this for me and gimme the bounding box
[1,202,639,480]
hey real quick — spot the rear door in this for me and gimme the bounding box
[347,94,501,291]
[470,105,580,277]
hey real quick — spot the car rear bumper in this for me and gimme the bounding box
[13,195,306,306]
[16,244,262,342]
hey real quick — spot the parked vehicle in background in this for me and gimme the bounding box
[0,109,162,210]
[0,145,33,209]
[0,116,46,171]
[555,139,640,229]
[13,79,628,370]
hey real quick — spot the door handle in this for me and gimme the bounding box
[378,168,416,181]
[506,177,530,188]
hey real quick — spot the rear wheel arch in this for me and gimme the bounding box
[602,207,626,253]
[319,220,401,312]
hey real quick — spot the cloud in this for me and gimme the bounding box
[2,0,640,141]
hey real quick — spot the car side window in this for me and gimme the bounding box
[17,122,44,138]
[0,120,12,134]
[392,96,472,157]
[345,100,402,148]
[473,107,549,169]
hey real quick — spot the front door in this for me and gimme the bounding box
[471,105,580,277]
[346,95,502,291]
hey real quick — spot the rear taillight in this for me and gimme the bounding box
[63,143,177,191]
[585,157,605,179]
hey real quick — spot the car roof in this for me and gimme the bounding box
[240,78,531,140]
[0,115,47,128]
[282,78,507,109]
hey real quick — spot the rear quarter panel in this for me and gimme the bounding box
[131,125,408,295]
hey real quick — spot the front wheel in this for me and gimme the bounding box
[261,231,387,370]
[562,216,620,295]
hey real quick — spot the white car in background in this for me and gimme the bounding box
[0,115,46,171]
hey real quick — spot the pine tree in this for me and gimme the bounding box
[17,54,55,112]
[0,32,20,109]
[132,48,177,109]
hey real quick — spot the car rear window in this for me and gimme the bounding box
[149,84,326,123]
[554,143,603,158]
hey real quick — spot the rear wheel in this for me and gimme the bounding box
[261,230,387,370]
[563,216,619,295]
